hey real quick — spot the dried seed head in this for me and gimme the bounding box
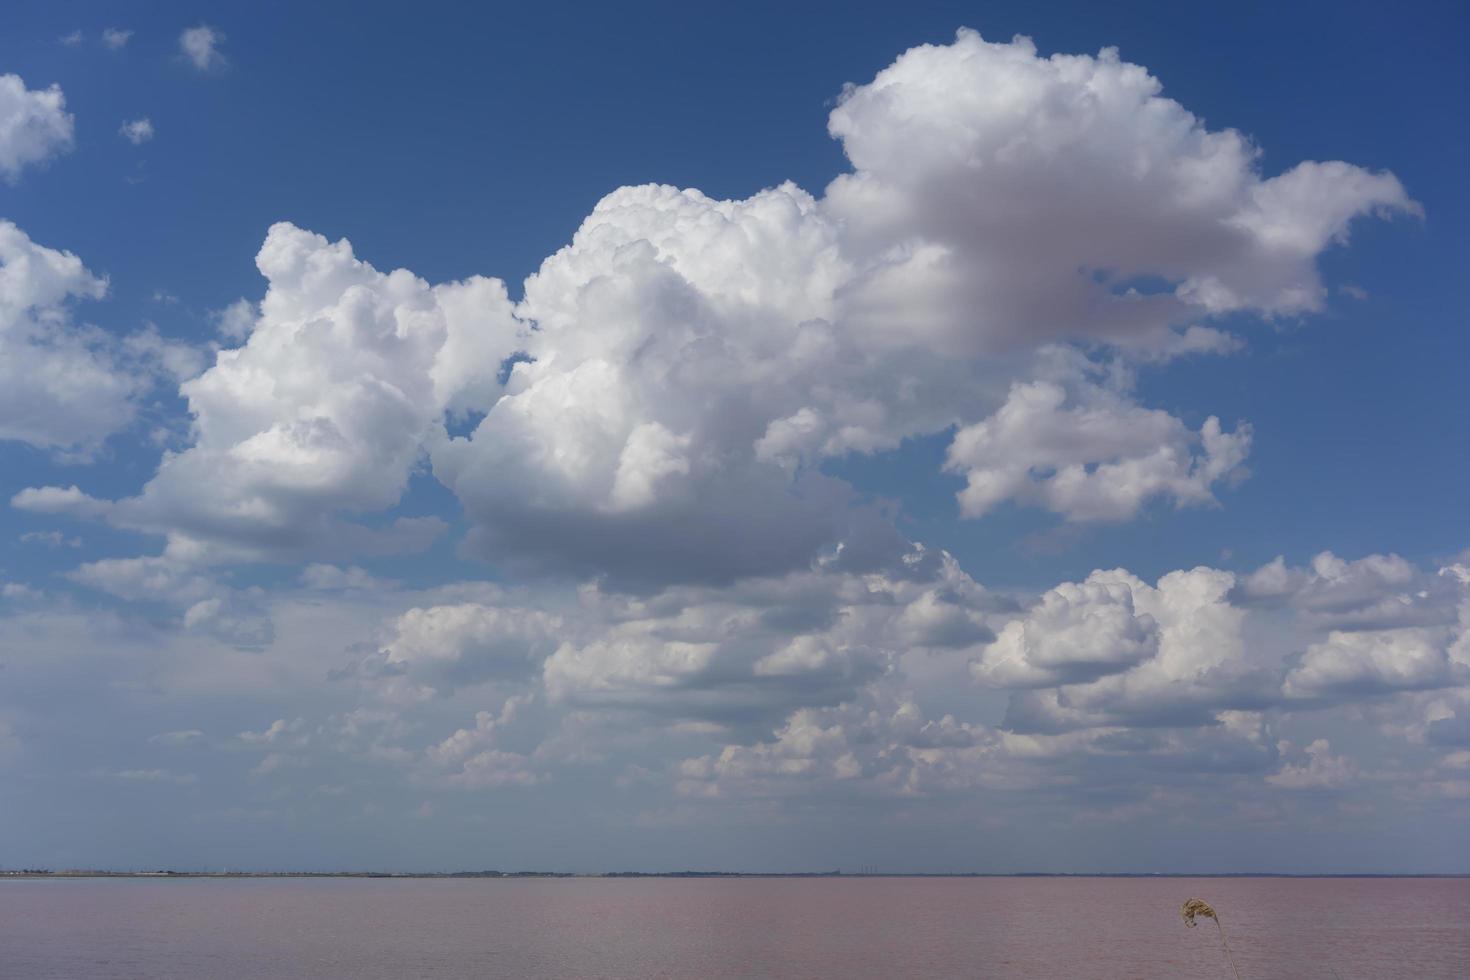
[1181,898,1218,928]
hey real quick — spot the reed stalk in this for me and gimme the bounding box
[1181,898,1241,980]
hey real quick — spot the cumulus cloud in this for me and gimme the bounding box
[5,541,1463,830]
[0,30,1458,860]
[149,729,205,746]
[1236,551,1458,630]
[1284,628,1464,699]
[0,75,74,181]
[824,31,1418,354]
[0,222,194,454]
[375,602,563,698]
[112,768,197,785]
[988,567,1275,732]
[425,694,541,788]
[11,485,114,519]
[68,30,1412,584]
[238,718,308,746]
[973,571,1161,688]
[299,563,392,591]
[1266,739,1357,790]
[103,222,507,561]
[102,29,134,50]
[63,546,276,649]
[119,118,154,145]
[182,596,275,648]
[180,26,227,71]
[945,351,1251,521]
[18,530,80,548]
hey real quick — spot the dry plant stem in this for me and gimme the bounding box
[1211,914,1242,980]
[1181,899,1241,980]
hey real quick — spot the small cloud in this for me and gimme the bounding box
[1339,283,1370,301]
[1,583,42,601]
[112,768,198,785]
[19,531,81,548]
[59,31,84,47]
[120,118,154,145]
[179,25,227,71]
[212,298,256,341]
[152,289,179,305]
[238,718,307,745]
[102,28,134,50]
[11,485,113,520]
[149,729,205,746]
[299,563,393,591]
[0,75,76,183]
[1266,739,1357,791]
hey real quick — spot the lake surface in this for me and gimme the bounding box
[2,876,1466,979]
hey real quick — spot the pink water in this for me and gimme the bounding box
[2,876,1466,979]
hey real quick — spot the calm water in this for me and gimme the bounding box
[1,876,1466,979]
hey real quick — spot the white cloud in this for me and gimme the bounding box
[824,31,1417,355]
[69,553,214,603]
[0,222,193,455]
[0,74,74,182]
[119,118,154,145]
[102,29,134,50]
[539,543,980,729]
[2,582,42,602]
[1236,551,1457,630]
[945,351,1251,521]
[112,768,198,785]
[58,31,83,48]
[990,566,1274,732]
[121,323,207,382]
[109,222,511,561]
[1266,739,1356,790]
[3,538,1464,832]
[238,718,308,745]
[426,695,541,788]
[64,546,275,649]
[75,30,1412,586]
[180,25,227,71]
[149,729,205,746]
[182,596,275,648]
[973,571,1161,688]
[212,298,256,341]
[18,531,80,548]
[1284,628,1463,699]
[377,602,562,697]
[299,563,391,591]
[11,485,114,520]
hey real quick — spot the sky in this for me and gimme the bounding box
[1,0,1468,874]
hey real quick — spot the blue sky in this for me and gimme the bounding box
[1,0,1468,873]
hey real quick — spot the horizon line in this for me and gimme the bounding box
[6,869,1468,880]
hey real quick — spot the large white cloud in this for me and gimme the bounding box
[0,74,73,182]
[39,30,1416,585]
[825,31,1418,354]
[105,222,520,560]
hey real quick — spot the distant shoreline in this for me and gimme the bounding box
[5,870,1467,880]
